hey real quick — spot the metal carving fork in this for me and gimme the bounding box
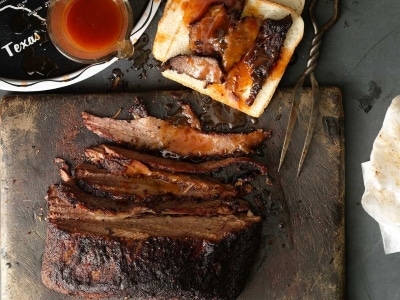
[278,0,340,177]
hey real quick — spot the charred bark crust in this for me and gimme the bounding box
[42,222,261,300]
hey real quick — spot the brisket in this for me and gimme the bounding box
[82,111,270,157]
[48,181,252,220]
[163,55,225,85]
[244,15,293,105]
[74,163,240,201]
[43,177,262,299]
[85,144,267,177]
[42,106,266,299]
[188,4,232,56]
[42,220,261,299]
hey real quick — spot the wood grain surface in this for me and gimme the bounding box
[0,88,344,299]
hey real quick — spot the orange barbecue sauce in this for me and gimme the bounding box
[63,0,124,52]
[184,0,244,24]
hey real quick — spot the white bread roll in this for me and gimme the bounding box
[153,0,304,117]
[270,0,305,15]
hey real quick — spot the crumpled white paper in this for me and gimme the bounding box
[361,95,400,254]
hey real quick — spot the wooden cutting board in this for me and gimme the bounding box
[0,88,344,300]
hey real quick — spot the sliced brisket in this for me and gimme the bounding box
[42,105,266,299]
[74,163,240,201]
[48,181,252,220]
[85,144,267,176]
[43,178,262,299]
[82,111,270,157]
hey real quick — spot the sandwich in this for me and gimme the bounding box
[153,0,304,117]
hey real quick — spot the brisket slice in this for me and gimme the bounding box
[163,55,225,85]
[43,181,262,299]
[85,144,268,175]
[82,111,270,157]
[244,15,293,106]
[188,4,232,56]
[222,15,292,106]
[74,163,240,201]
[48,182,252,220]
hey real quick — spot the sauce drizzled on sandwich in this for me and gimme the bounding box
[183,0,245,24]
[162,1,292,107]
[153,0,304,117]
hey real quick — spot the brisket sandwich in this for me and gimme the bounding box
[153,0,304,117]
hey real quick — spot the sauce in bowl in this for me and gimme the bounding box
[65,0,124,52]
[47,0,133,63]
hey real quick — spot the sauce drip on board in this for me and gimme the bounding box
[63,0,125,52]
